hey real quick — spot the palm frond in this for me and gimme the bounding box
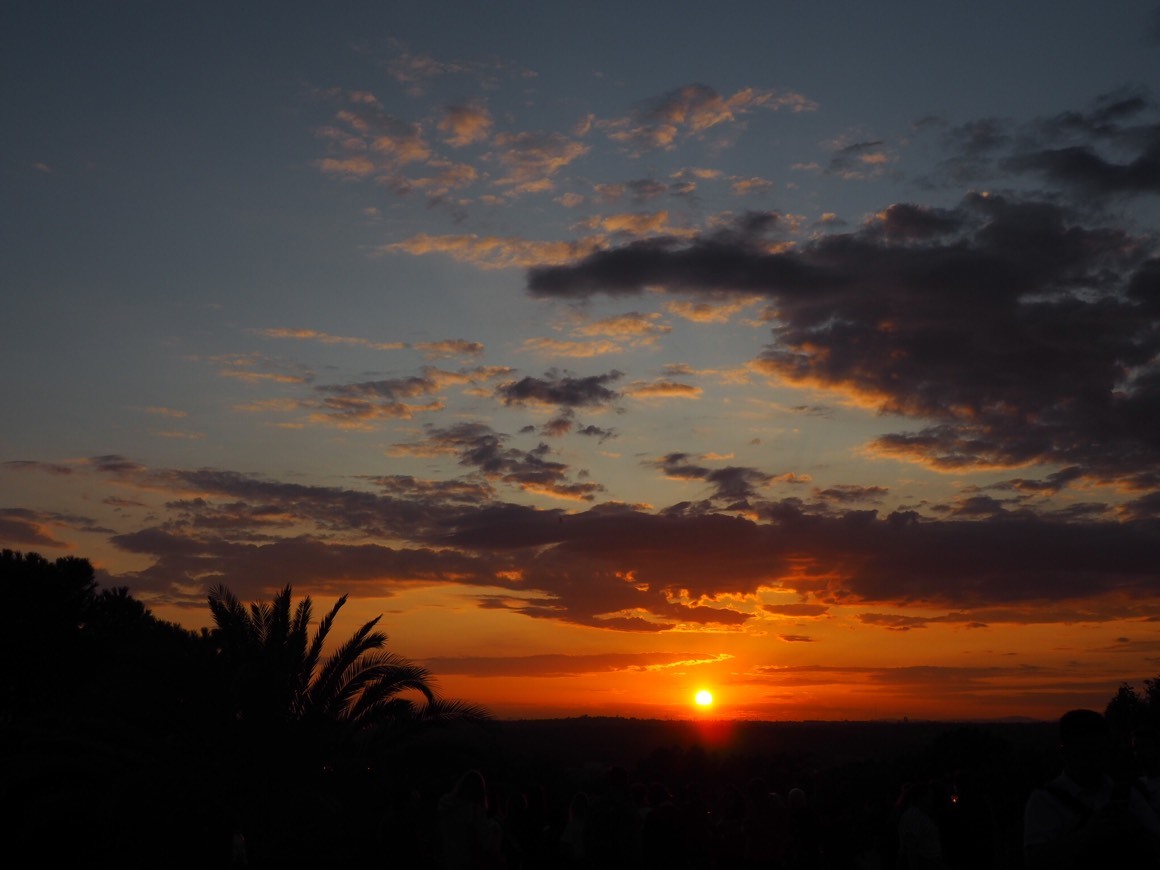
[334,654,436,722]
[267,585,293,649]
[291,595,312,637]
[303,594,346,681]
[347,695,420,730]
[249,600,273,643]
[421,697,493,722]
[207,584,489,746]
[308,615,386,713]
[208,584,261,655]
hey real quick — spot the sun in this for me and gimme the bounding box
[694,689,714,707]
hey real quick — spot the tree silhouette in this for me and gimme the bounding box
[207,584,490,746]
[1,549,98,713]
[1106,677,1160,738]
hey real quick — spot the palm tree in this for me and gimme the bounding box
[207,584,490,744]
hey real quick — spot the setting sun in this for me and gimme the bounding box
[695,689,714,707]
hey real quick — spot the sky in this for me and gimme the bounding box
[4,0,1160,721]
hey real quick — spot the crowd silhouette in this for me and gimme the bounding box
[5,549,1160,867]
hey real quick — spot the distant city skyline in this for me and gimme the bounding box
[4,0,1160,720]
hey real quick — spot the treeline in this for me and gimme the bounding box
[1,549,223,730]
[0,549,492,866]
[1106,677,1160,737]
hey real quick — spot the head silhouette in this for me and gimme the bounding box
[1059,708,1111,789]
[455,769,488,809]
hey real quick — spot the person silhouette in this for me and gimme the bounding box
[894,779,949,870]
[1023,708,1160,869]
[438,769,503,869]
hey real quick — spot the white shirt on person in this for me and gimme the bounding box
[1024,770,1160,851]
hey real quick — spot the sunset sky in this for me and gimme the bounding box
[4,1,1160,721]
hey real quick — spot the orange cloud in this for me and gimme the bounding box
[490,131,589,192]
[438,103,494,147]
[625,380,702,399]
[253,328,407,352]
[521,337,622,358]
[383,233,603,269]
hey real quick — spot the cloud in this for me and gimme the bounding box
[384,233,603,269]
[664,297,761,323]
[413,339,485,359]
[652,453,774,505]
[423,651,732,677]
[0,509,70,548]
[308,366,506,427]
[576,311,671,343]
[253,328,407,351]
[383,43,533,93]
[2,460,74,475]
[1000,92,1160,198]
[813,485,889,505]
[577,211,676,237]
[397,422,604,502]
[0,506,112,547]
[490,131,589,192]
[316,98,432,183]
[824,138,896,179]
[924,91,1160,199]
[730,176,775,196]
[13,446,1160,632]
[438,103,494,147]
[211,353,313,385]
[627,179,669,202]
[763,603,830,617]
[625,380,702,400]
[528,192,1160,489]
[599,84,817,153]
[521,337,623,358]
[496,369,623,410]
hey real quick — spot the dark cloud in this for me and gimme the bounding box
[983,466,1086,495]
[653,453,775,506]
[414,422,605,501]
[109,531,496,605]
[576,423,616,441]
[929,91,1160,199]
[496,369,623,410]
[360,474,495,505]
[1004,143,1160,197]
[529,192,1160,489]
[13,450,1160,631]
[825,140,893,179]
[813,485,889,505]
[437,499,1160,623]
[542,413,575,437]
[714,210,786,241]
[0,506,113,543]
[313,368,448,422]
[90,455,147,475]
[1,460,74,475]
[627,178,668,203]
[0,509,69,548]
[1122,490,1160,521]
